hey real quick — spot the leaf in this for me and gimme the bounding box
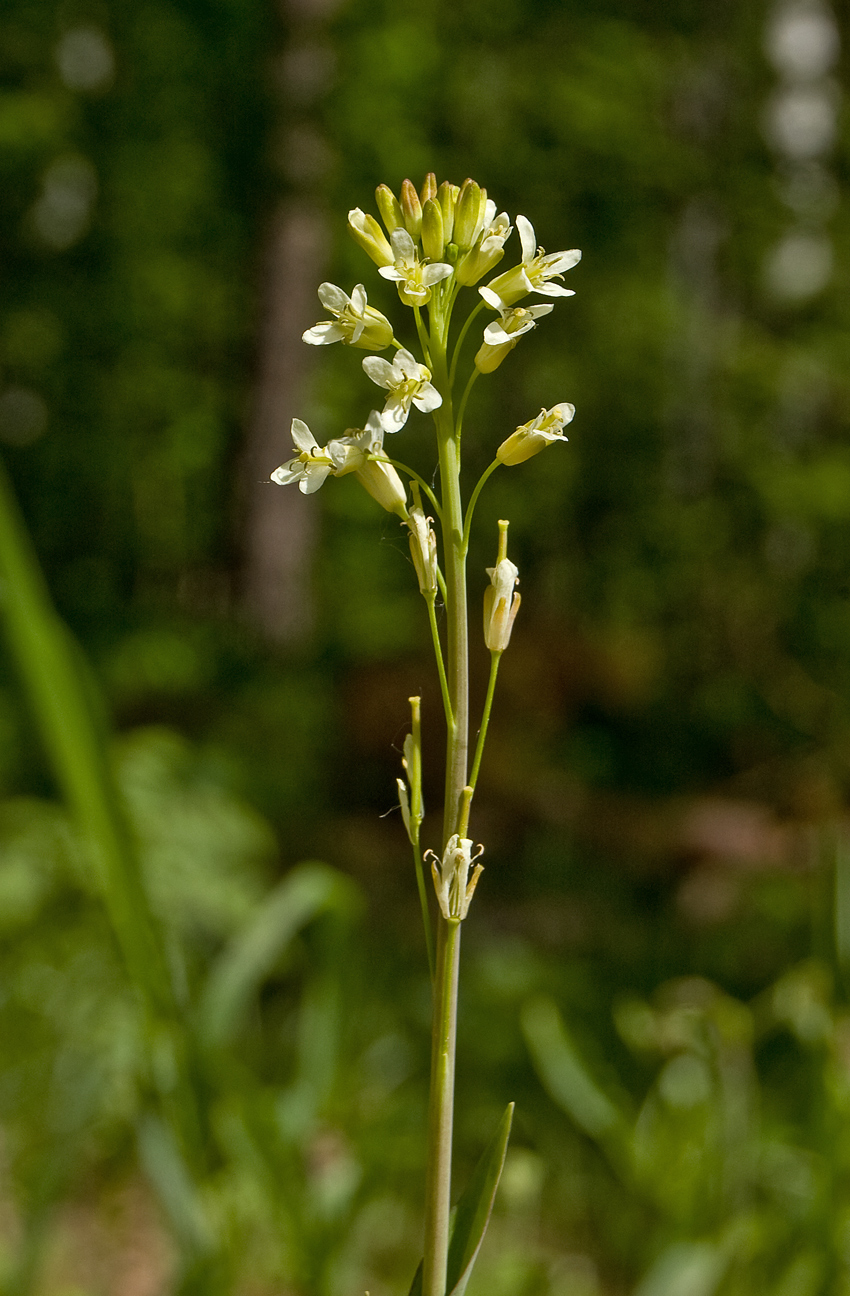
[404,1103,513,1296]
[446,1101,514,1296]
[522,995,623,1140]
[198,861,360,1049]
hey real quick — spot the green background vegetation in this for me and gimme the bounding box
[1,0,849,1292]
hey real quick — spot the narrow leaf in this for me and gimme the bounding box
[446,1101,514,1296]
[198,861,359,1048]
[407,1260,422,1296]
[522,996,622,1139]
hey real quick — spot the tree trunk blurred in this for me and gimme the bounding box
[240,0,339,642]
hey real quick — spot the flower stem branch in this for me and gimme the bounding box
[469,651,501,794]
[462,459,501,554]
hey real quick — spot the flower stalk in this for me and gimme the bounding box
[270,175,580,1296]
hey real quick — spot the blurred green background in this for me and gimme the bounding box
[1,0,850,1293]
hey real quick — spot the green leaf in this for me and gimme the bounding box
[446,1101,514,1296]
[405,1103,513,1296]
[198,860,359,1048]
[522,995,623,1140]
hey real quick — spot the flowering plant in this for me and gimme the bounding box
[272,174,579,1296]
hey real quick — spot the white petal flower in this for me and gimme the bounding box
[270,418,334,494]
[362,347,442,431]
[378,227,452,307]
[497,403,575,466]
[327,412,408,516]
[428,834,484,921]
[483,214,581,306]
[474,295,553,373]
[302,282,393,351]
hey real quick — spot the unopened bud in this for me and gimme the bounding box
[407,505,438,596]
[483,520,520,652]
[438,181,459,242]
[400,179,422,240]
[421,199,445,262]
[420,172,438,204]
[375,184,405,236]
[348,208,394,267]
[454,179,483,250]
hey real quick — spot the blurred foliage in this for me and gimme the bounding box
[1,0,850,1291]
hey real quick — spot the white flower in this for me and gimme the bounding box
[484,555,521,652]
[378,227,452,307]
[327,412,408,517]
[362,347,442,431]
[270,418,334,495]
[483,215,581,306]
[497,403,575,466]
[456,210,513,286]
[302,283,393,351]
[474,293,553,373]
[428,834,484,921]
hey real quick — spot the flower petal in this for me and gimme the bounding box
[479,285,504,310]
[363,356,400,388]
[350,283,367,313]
[271,459,303,485]
[302,322,345,345]
[421,262,453,286]
[382,397,409,431]
[394,348,421,379]
[390,226,416,262]
[532,284,576,298]
[412,382,442,413]
[290,418,316,453]
[483,319,534,345]
[300,463,332,493]
[516,214,537,263]
[541,249,582,274]
[317,282,350,313]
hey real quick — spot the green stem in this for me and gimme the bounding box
[411,827,435,982]
[462,459,501,554]
[469,651,501,793]
[427,595,454,730]
[454,369,479,444]
[423,917,462,1296]
[376,455,443,518]
[415,306,432,366]
[449,298,486,388]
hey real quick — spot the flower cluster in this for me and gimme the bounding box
[271,173,581,516]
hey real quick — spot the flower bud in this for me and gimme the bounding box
[497,403,575,465]
[438,181,458,242]
[375,183,405,236]
[421,198,445,262]
[453,179,483,251]
[348,208,394,267]
[400,179,422,240]
[407,505,438,596]
[456,212,511,286]
[420,172,438,204]
[483,520,520,652]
